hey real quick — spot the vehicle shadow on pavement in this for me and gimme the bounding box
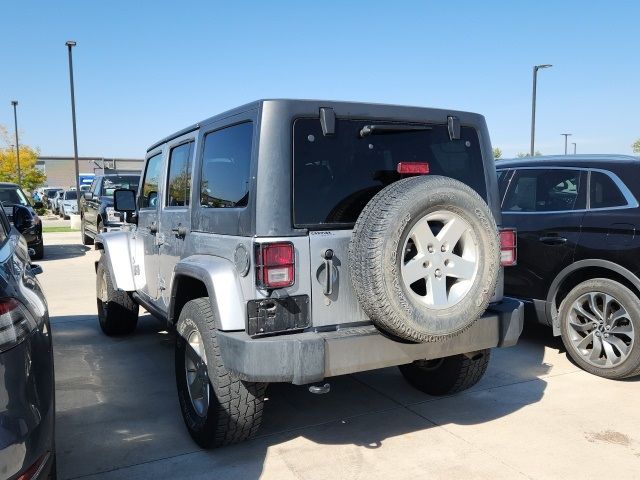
[51,313,551,480]
[40,244,90,261]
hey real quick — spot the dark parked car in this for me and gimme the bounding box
[0,204,55,479]
[0,183,44,259]
[498,155,640,379]
[80,173,140,245]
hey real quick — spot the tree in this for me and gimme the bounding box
[0,125,47,192]
[633,139,640,154]
[492,147,502,159]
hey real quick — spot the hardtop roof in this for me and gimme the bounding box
[146,99,485,153]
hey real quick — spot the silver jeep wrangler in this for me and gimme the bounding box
[95,99,523,448]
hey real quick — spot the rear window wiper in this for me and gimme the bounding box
[359,124,432,138]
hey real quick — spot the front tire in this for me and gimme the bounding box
[559,278,640,379]
[81,219,94,245]
[399,349,491,395]
[175,298,267,448]
[96,256,138,335]
[31,241,44,260]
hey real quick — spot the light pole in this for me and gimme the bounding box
[530,64,553,157]
[10,101,22,185]
[572,142,577,155]
[561,133,572,155]
[65,41,82,214]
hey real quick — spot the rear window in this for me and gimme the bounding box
[293,118,487,227]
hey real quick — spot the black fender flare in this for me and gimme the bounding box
[546,259,640,335]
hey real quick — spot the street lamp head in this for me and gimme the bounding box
[538,64,553,69]
[65,41,77,47]
[11,101,18,106]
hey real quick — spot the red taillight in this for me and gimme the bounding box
[0,298,20,316]
[256,242,295,288]
[499,229,517,266]
[17,453,47,480]
[397,162,430,175]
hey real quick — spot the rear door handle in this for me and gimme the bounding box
[539,236,567,245]
[323,249,334,295]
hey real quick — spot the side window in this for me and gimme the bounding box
[166,142,194,207]
[503,169,586,212]
[140,152,163,209]
[90,178,100,196]
[200,122,253,208]
[590,171,627,209]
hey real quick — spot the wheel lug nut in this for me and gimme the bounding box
[605,325,611,330]
[441,244,447,252]
[427,245,434,253]
[434,269,442,278]
[604,333,609,338]
[444,259,450,267]
[423,261,430,268]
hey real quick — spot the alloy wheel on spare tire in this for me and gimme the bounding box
[349,175,500,343]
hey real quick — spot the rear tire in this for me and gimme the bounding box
[559,278,640,379]
[96,256,138,335]
[175,298,267,448]
[399,349,491,395]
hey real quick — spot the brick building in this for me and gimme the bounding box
[37,156,144,188]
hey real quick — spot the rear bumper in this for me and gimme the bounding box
[218,297,524,385]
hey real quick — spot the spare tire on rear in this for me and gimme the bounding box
[349,175,500,343]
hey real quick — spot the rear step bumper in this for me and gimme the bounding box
[217,297,524,385]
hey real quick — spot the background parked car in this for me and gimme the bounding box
[0,203,55,479]
[0,182,44,259]
[498,154,640,379]
[80,173,140,245]
[59,190,79,219]
[44,188,63,209]
[52,190,65,215]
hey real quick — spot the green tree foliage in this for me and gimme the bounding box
[0,125,47,192]
[492,147,502,159]
[633,139,640,154]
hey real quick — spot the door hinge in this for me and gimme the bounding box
[155,233,165,246]
[158,277,166,291]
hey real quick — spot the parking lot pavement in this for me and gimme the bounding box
[39,232,640,480]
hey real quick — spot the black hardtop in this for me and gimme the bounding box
[146,99,487,153]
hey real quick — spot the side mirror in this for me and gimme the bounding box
[13,205,32,233]
[113,189,137,213]
[83,191,93,200]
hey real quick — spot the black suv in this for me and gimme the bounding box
[498,155,640,379]
[0,182,44,259]
[80,173,140,245]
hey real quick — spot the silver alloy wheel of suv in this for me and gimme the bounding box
[567,291,635,368]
